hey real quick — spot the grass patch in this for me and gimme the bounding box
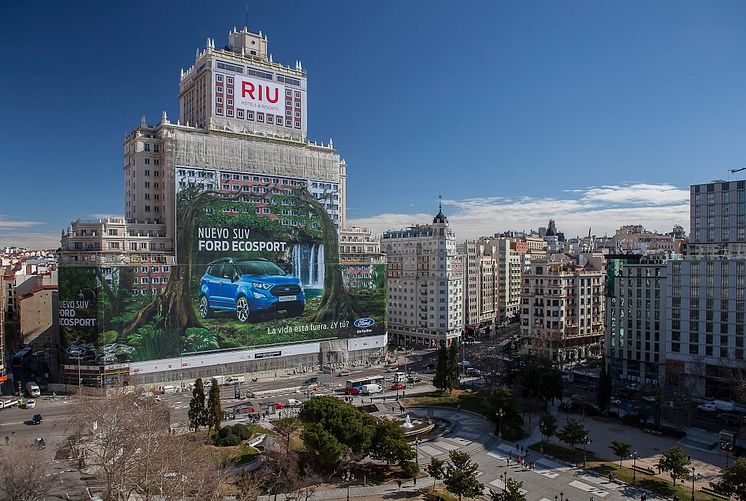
[591,463,722,501]
[419,485,459,501]
[235,444,261,465]
[529,442,599,465]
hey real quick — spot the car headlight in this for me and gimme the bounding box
[253,292,265,299]
[252,282,273,290]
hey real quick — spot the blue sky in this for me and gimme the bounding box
[2,1,746,247]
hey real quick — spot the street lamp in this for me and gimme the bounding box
[690,466,696,501]
[496,408,505,439]
[500,472,509,492]
[631,449,639,485]
[583,435,592,469]
[342,469,355,501]
[415,437,421,466]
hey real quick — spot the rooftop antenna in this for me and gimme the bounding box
[438,194,442,212]
[245,3,249,30]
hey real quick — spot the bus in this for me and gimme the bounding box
[345,376,385,390]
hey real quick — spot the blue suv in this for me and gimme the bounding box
[199,257,305,322]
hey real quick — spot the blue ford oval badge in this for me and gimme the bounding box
[354,317,375,329]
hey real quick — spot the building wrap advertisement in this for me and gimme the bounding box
[58,181,385,368]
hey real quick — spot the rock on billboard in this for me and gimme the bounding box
[235,76,284,115]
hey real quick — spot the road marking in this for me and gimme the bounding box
[488,478,528,494]
[568,480,609,497]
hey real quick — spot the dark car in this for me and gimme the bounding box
[199,257,305,322]
[31,414,43,425]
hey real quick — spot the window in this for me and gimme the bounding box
[226,76,233,84]
[227,109,234,117]
[216,74,223,82]
[227,87,233,95]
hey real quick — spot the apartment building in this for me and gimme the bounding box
[606,254,666,385]
[383,206,463,347]
[521,254,605,367]
[496,238,523,323]
[339,226,383,289]
[460,240,497,328]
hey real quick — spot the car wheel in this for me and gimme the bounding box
[199,296,213,319]
[236,297,251,323]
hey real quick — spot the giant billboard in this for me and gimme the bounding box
[58,179,385,367]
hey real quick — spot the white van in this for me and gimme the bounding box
[394,372,408,383]
[361,384,382,395]
[25,382,41,398]
[162,385,177,394]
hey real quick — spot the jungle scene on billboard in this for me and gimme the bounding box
[58,183,385,365]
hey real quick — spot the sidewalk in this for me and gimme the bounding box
[258,476,433,501]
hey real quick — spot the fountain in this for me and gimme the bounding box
[398,413,435,437]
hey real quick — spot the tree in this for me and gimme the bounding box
[207,379,223,432]
[433,342,449,393]
[188,378,208,432]
[596,357,612,411]
[66,392,226,500]
[714,458,746,501]
[0,441,53,501]
[448,340,461,392]
[302,423,344,467]
[556,419,587,450]
[489,387,524,441]
[489,477,526,501]
[274,417,302,454]
[401,460,420,484]
[609,440,632,467]
[299,396,376,460]
[426,457,446,494]
[539,414,557,451]
[657,447,691,486]
[370,418,415,467]
[443,450,484,501]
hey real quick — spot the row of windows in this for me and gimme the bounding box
[214,107,301,128]
[215,65,302,87]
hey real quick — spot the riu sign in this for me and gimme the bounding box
[234,76,285,114]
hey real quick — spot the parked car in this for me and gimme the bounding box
[345,386,362,395]
[466,367,482,377]
[199,257,305,322]
[286,399,303,408]
[391,383,406,390]
[717,413,742,426]
[24,399,37,409]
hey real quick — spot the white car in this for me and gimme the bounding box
[286,398,303,408]
[24,399,36,409]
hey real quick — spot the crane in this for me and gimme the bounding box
[730,167,746,174]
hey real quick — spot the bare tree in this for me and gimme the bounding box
[0,441,54,501]
[66,392,227,500]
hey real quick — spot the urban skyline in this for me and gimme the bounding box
[3,1,746,248]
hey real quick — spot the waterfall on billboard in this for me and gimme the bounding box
[292,243,325,289]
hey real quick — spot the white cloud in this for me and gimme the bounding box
[582,183,689,205]
[0,231,61,250]
[0,216,42,229]
[348,183,690,241]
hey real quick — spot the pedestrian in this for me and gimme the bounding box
[516,443,519,451]
[397,480,402,491]
[506,458,510,466]
[4,436,8,445]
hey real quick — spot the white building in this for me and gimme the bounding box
[383,206,463,348]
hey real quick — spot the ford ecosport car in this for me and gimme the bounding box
[199,257,305,322]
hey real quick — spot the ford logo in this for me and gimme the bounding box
[354,317,375,329]
[66,346,87,357]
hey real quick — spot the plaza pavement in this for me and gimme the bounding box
[259,407,673,501]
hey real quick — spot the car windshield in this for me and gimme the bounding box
[236,260,286,276]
